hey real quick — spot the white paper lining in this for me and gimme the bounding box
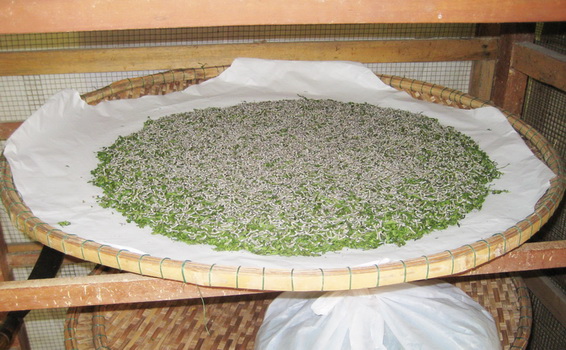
[4,58,555,269]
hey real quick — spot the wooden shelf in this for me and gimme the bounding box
[0,7,564,350]
[1,35,564,287]
[1,0,565,34]
[0,38,498,76]
[2,241,565,312]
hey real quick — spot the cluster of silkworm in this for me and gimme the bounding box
[91,98,501,256]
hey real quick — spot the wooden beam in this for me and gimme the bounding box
[0,228,14,285]
[468,24,500,100]
[524,273,566,328]
[491,24,536,115]
[0,38,498,76]
[0,37,495,137]
[1,0,565,34]
[5,242,41,269]
[5,242,42,254]
[511,42,566,92]
[1,241,565,311]
[0,122,21,141]
[0,230,32,350]
[468,60,496,101]
[462,241,566,275]
[0,122,22,141]
[0,273,265,312]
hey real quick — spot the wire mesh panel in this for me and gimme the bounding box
[523,25,566,286]
[523,81,566,162]
[522,22,566,350]
[368,61,473,93]
[0,24,476,51]
[527,295,566,350]
[0,71,164,122]
[0,24,476,123]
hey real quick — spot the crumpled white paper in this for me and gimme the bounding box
[255,281,502,350]
[3,58,555,269]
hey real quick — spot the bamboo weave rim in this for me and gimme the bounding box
[1,66,564,291]
[63,269,531,350]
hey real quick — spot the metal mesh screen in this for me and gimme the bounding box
[1,23,478,349]
[523,25,566,287]
[0,24,476,51]
[0,71,164,122]
[523,81,566,162]
[0,24,476,123]
[527,295,566,350]
[522,21,566,350]
[368,61,473,92]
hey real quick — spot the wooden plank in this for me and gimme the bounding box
[0,229,14,283]
[5,242,42,254]
[6,242,43,268]
[511,41,566,92]
[0,231,32,350]
[0,273,266,312]
[524,274,566,328]
[468,24,501,101]
[0,38,498,76]
[0,38,494,139]
[468,59,496,101]
[491,24,535,115]
[462,241,566,275]
[1,241,565,311]
[1,0,565,34]
[0,121,21,141]
[500,68,529,115]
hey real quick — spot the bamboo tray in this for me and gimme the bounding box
[64,268,532,350]
[1,66,564,291]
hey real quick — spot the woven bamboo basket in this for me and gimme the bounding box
[1,66,564,291]
[64,267,532,350]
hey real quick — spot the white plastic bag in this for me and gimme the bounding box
[255,280,501,350]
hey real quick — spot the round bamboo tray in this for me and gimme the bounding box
[64,268,532,350]
[1,66,564,292]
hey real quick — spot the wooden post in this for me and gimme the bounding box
[0,228,31,350]
[0,229,13,287]
[524,271,566,328]
[490,23,536,116]
[469,24,499,101]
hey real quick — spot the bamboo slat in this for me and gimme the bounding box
[1,67,564,292]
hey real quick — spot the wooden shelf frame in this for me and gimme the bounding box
[0,36,564,308]
[0,1,564,338]
[1,0,565,35]
[0,38,498,76]
[1,241,564,313]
